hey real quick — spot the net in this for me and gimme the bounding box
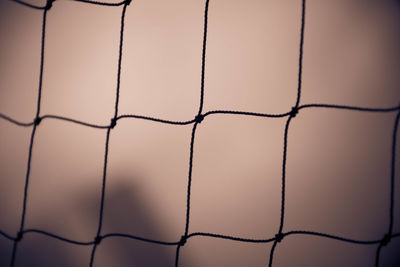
[0,0,399,266]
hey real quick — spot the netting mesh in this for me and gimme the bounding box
[0,0,399,266]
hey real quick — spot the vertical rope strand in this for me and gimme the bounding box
[295,0,306,108]
[197,0,210,116]
[89,2,130,266]
[10,4,50,266]
[269,1,306,266]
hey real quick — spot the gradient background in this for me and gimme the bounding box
[1,0,400,266]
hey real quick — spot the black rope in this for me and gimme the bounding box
[388,110,400,239]
[375,109,400,267]
[294,0,306,108]
[197,0,210,116]
[71,0,127,7]
[0,114,34,127]
[9,0,128,8]
[1,0,399,266]
[299,103,400,113]
[2,104,400,130]
[268,115,292,267]
[269,1,306,265]
[102,233,179,246]
[9,2,50,265]
[89,2,129,266]
[175,1,210,265]
[23,229,94,245]
[3,227,398,248]
[9,0,46,10]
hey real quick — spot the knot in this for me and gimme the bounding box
[110,118,117,129]
[16,231,23,242]
[275,233,284,243]
[289,106,299,118]
[381,234,391,246]
[34,117,42,126]
[94,235,102,245]
[178,235,187,246]
[45,0,55,10]
[195,114,204,124]
[125,0,132,5]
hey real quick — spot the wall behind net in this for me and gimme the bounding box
[0,0,400,266]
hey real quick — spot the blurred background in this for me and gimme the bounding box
[0,0,400,266]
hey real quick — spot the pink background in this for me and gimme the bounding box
[1,0,400,266]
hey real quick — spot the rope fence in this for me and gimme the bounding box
[0,0,399,266]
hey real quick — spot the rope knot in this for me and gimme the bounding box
[179,235,187,246]
[289,106,299,118]
[381,234,391,246]
[34,117,42,126]
[275,233,284,243]
[45,0,55,10]
[94,235,102,245]
[195,114,204,124]
[110,118,117,129]
[16,231,23,242]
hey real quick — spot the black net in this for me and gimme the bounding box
[0,0,399,266]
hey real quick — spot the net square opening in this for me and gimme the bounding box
[39,1,122,124]
[301,0,400,107]
[284,109,396,240]
[189,115,285,238]
[24,120,107,241]
[100,119,192,241]
[0,2,42,122]
[118,0,204,121]
[203,0,302,114]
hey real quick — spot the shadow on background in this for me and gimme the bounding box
[81,176,191,267]
[0,175,194,267]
